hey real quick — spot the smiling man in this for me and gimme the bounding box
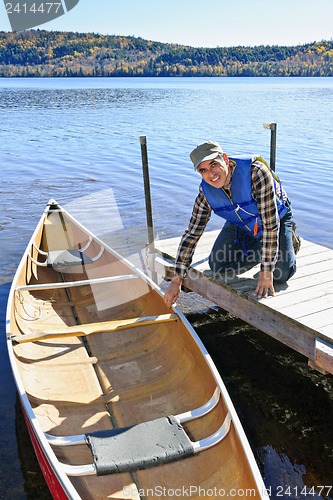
[164,140,300,305]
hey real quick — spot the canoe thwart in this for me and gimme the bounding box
[11,313,179,344]
[16,273,140,292]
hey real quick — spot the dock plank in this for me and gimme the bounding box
[299,308,333,330]
[320,325,333,339]
[155,231,333,374]
[280,295,333,319]
[267,275,333,307]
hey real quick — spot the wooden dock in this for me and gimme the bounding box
[154,231,333,375]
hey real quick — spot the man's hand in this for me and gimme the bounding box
[164,275,182,307]
[253,270,275,299]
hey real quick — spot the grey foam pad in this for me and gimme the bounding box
[48,250,93,271]
[85,416,195,475]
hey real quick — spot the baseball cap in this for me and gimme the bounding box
[190,141,224,170]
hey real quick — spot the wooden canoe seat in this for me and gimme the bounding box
[44,388,232,476]
[11,313,179,344]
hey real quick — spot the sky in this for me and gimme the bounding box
[1,0,333,47]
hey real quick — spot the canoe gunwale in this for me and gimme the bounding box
[6,201,82,499]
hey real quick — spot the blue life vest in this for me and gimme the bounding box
[201,155,289,239]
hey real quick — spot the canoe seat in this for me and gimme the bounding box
[44,388,232,476]
[28,239,104,271]
[85,416,195,475]
[47,249,94,272]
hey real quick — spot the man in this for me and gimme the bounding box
[164,140,299,306]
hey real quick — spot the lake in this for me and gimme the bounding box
[0,76,333,499]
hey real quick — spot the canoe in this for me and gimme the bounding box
[6,199,269,499]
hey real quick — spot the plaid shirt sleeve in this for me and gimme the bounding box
[174,187,211,277]
[251,159,281,272]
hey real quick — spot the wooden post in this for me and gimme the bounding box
[138,135,158,283]
[263,122,277,171]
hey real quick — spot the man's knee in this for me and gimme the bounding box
[273,263,297,283]
[209,248,235,272]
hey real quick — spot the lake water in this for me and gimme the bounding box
[0,77,333,499]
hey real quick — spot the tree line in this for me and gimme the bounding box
[0,30,332,77]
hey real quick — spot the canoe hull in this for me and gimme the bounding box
[7,200,269,499]
[21,401,68,499]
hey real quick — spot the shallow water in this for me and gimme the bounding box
[1,77,333,499]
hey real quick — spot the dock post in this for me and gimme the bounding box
[263,122,277,171]
[138,135,158,283]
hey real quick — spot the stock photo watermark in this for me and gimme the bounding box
[4,0,80,31]
[122,485,333,498]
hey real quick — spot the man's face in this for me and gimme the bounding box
[197,154,230,189]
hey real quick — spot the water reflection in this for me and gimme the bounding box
[189,309,333,499]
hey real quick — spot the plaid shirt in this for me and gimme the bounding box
[175,158,287,277]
